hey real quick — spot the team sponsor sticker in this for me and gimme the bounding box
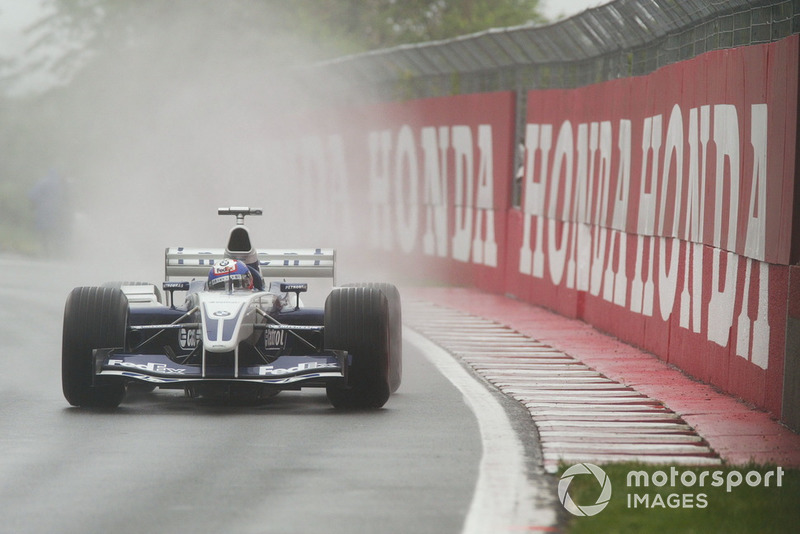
[108,358,186,374]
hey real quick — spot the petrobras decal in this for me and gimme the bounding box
[108,358,187,374]
[280,283,308,292]
[259,361,340,376]
[163,281,190,291]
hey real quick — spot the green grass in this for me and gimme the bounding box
[557,462,800,534]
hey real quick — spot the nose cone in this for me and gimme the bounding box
[200,297,247,353]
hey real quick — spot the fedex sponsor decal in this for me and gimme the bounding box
[108,359,187,374]
[259,362,339,376]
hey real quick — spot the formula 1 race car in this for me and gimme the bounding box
[62,207,402,409]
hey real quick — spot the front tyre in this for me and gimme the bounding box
[343,282,402,393]
[324,287,390,409]
[62,287,128,408]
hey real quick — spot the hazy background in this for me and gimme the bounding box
[2,1,360,285]
[0,0,604,286]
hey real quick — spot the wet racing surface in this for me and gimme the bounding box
[0,258,481,534]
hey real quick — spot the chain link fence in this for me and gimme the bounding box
[312,0,800,101]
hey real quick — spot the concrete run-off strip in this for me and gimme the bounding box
[403,299,717,473]
[404,287,800,470]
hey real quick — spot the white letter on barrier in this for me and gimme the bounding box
[713,105,741,251]
[745,104,768,261]
[630,235,655,316]
[736,259,770,369]
[451,125,474,263]
[707,248,739,347]
[658,237,681,320]
[604,230,628,307]
[519,124,552,278]
[394,125,419,253]
[421,126,449,257]
[547,121,574,285]
[473,125,498,266]
[684,106,710,243]
[612,120,632,232]
[637,114,662,235]
[574,123,591,224]
[659,104,684,237]
[595,121,613,226]
[679,242,704,333]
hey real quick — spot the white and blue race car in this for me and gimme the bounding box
[62,207,401,409]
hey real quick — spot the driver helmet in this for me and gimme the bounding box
[208,259,254,291]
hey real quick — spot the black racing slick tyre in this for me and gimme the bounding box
[324,287,391,409]
[62,287,128,408]
[344,282,402,393]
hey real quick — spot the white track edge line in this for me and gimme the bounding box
[405,327,558,533]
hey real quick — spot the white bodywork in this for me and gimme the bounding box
[165,247,336,282]
[199,291,263,352]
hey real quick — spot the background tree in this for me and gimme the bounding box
[14,0,545,88]
[288,0,544,52]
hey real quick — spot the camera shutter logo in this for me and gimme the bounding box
[558,463,612,516]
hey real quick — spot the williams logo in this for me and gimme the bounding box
[559,463,612,516]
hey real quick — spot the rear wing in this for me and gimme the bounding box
[165,248,336,283]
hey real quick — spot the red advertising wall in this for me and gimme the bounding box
[294,36,798,421]
[509,36,799,417]
[287,91,516,292]
[358,92,516,292]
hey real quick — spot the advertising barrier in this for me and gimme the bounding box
[292,35,799,426]
[287,91,516,290]
[511,36,798,418]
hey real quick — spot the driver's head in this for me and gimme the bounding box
[207,259,254,291]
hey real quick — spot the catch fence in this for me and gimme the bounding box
[313,0,800,99]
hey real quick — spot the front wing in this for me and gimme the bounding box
[95,351,347,386]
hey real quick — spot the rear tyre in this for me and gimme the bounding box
[324,287,390,409]
[102,281,162,303]
[62,287,128,408]
[344,282,402,393]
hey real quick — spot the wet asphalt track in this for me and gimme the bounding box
[0,258,484,534]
